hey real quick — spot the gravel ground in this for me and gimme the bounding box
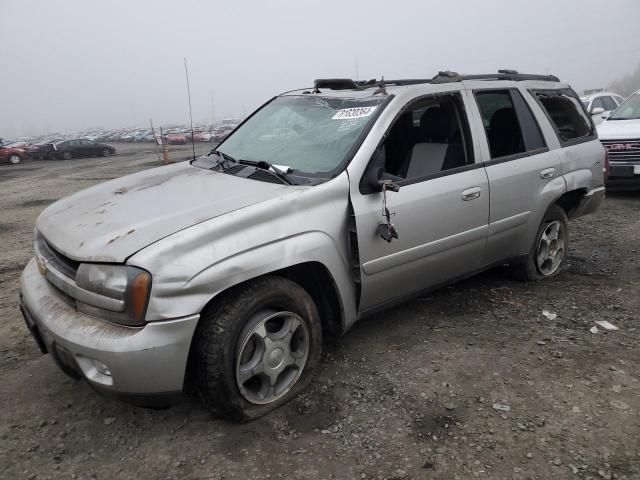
[1,144,639,480]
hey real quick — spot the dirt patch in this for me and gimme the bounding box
[19,199,56,208]
[0,261,24,276]
[0,223,18,235]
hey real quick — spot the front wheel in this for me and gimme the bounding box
[190,276,322,422]
[8,154,21,165]
[511,204,569,281]
[61,151,72,160]
[101,148,111,157]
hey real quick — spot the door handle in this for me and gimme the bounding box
[461,187,482,201]
[540,167,555,179]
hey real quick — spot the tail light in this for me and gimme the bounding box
[603,148,610,184]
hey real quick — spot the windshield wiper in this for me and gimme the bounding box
[237,159,293,185]
[207,151,293,185]
[207,149,237,166]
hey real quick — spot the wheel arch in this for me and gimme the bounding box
[554,188,588,219]
[197,261,345,337]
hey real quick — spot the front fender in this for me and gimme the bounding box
[128,174,357,329]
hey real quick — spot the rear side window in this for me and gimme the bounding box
[531,89,594,144]
[475,89,546,159]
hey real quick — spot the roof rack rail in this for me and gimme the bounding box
[462,71,561,82]
[310,70,559,92]
[431,69,560,83]
[313,78,363,91]
[430,70,462,84]
[383,78,432,86]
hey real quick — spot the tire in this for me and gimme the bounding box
[511,204,569,281]
[61,151,72,160]
[8,154,21,165]
[101,148,111,157]
[190,276,322,422]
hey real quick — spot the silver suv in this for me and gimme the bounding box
[20,70,605,421]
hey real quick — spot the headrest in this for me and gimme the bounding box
[420,107,451,142]
[490,108,519,132]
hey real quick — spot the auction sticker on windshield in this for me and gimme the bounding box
[332,106,378,120]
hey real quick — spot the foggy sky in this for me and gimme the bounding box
[1,0,639,138]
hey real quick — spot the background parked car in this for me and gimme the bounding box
[53,139,116,160]
[29,139,61,160]
[163,133,187,145]
[0,142,28,164]
[191,131,212,142]
[211,127,234,143]
[4,140,30,149]
[597,89,640,190]
[581,90,626,124]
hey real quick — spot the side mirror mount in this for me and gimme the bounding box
[591,107,605,116]
[601,111,611,120]
[366,167,402,193]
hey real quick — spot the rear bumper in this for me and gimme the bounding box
[571,186,605,219]
[20,258,199,406]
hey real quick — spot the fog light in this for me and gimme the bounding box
[93,359,112,377]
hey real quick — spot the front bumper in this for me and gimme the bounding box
[607,164,640,190]
[606,177,640,191]
[20,258,199,406]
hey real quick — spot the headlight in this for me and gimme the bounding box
[75,264,152,326]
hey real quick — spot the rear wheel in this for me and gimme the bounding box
[101,148,111,157]
[8,154,21,165]
[190,276,322,422]
[61,151,72,160]
[511,205,568,281]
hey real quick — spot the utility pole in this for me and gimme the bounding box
[149,119,162,163]
[209,89,216,125]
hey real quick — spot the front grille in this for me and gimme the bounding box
[601,139,640,163]
[35,233,79,279]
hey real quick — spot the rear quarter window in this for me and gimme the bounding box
[531,89,595,146]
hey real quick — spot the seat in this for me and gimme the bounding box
[404,107,451,178]
[488,108,523,157]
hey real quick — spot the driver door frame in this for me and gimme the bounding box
[347,86,490,314]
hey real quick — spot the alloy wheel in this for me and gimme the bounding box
[535,220,566,276]
[235,311,309,405]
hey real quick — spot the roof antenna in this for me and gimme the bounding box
[373,75,387,96]
[184,57,196,161]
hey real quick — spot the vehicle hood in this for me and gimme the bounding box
[37,162,292,263]
[597,119,640,140]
